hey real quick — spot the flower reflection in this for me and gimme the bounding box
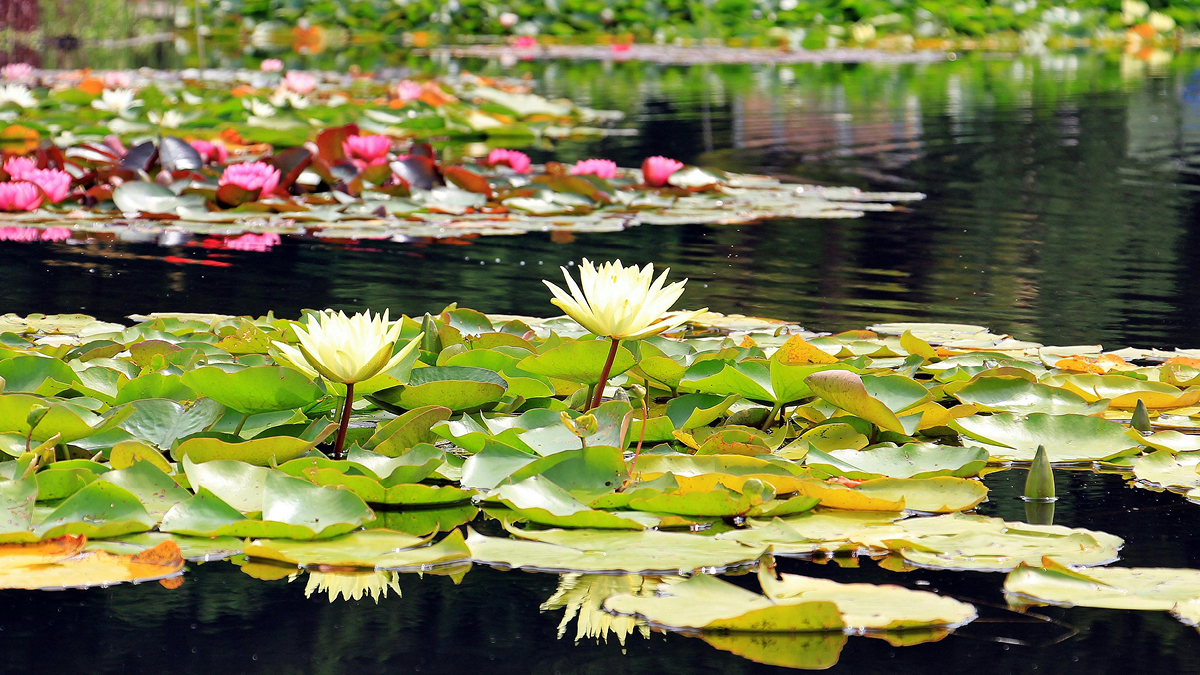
[303,570,402,603]
[224,232,282,252]
[0,226,70,241]
[541,574,656,645]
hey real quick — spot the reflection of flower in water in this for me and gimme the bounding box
[225,232,282,252]
[541,574,657,646]
[303,570,402,603]
[0,226,70,241]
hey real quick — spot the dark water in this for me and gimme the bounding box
[5,47,1200,673]
[6,51,1200,350]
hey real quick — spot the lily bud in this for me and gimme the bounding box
[1024,445,1056,501]
[1131,398,1151,433]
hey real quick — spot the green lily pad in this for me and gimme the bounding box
[1005,558,1200,611]
[950,413,1142,463]
[245,528,470,570]
[805,371,924,435]
[604,574,846,632]
[35,480,157,540]
[0,356,80,395]
[97,460,191,519]
[120,398,226,450]
[806,444,989,479]
[173,419,337,465]
[180,365,324,415]
[367,366,507,413]
[492,476,654,530]
[1044,373,1200,409]
[517,340,637,385]
[851,476,988,513]
[631,393,740,442]
[181,456,269,512]
[952,377,1109,415]
[465,526,768,574]
[366,405,453,456]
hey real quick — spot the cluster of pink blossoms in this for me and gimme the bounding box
[0,63,33,80]
[343,134,391,170]
[570,158,618,179]
[396,80,422,103]
[0,156,73,211]
[189,139,229,165]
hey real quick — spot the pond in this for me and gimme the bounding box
[3,46,1200,674]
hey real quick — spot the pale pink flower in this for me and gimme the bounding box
[41,227,70,241]
[488,148,531,174]
[343,134,391,162]
[514,36,537,49]
[3,156,35,180]
[102,71,132,89]
[1,63,32,80]
[570,159,618,179]
[190,139,228,165]
[281,71,317,95]
[396,80,422,103]
[219,161,280,197]
[23,168,71,203]
[225,232,282,252]
[260,58,284,72]
[0,181,43,211]
[641,155,684,187]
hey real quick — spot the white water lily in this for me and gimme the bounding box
[91,88,142,116]
[274,309,419,385]
[0,84,37,109]
[544,259,706,340]
[269,89,311,109]
[243,97,277,118]
[148,110,186,128]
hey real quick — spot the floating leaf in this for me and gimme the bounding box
[1005,558,1200,611]
[180,366,323,415]
[806,444,988,480]
[950,413,1142,463]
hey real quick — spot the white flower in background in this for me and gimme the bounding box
[268,89,311,109]
[1122,0,1149,23]
[91,88,141,116]
[1149,11,1175,32]
[499,11,518,27]
[0,84,37,108]
[779,0,798,11]
[243,97,276,118]
[181,91,204,105]
[327,94,348,107]
[850,22,876,43]
[148,110,186,128]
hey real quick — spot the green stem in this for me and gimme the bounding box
[233,413,249,436]
[332,382,355,460]
[588,337,621,412]
[762,402,783,431]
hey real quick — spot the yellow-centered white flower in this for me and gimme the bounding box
[273,309,419,384]
[543,259,706,340]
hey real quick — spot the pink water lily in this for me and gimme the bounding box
[103,71,132,89]
[0,181,43,211]
[396,80,422,102]
[23,168,71,203]
[488,148,531,174]
[641,155,684,187]
[281,71,317,94]
[343,134,391,162]
[3,156,35,180]
[1,63,32,80]
[260,58,284,72]
[190,139,228,165]
[570,159,618,179]
[514,36,537,49]
[219,161,281,197]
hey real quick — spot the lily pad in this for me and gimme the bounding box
[806,444,989,479]
[180,365,323,415]
[950,413,1142,463]
[953,377,1108,415]
[1005,558,1200,611]
[367,366,507,413]
[35,480,157,540]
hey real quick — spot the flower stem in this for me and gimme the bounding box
[588,337,621,412]
[332,382,355,460]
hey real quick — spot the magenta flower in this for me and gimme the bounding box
[190,139,228,165]
[281,71,317,95]
[343,134,391,162]
[0,181,43,211]
[488,148,531,174]
[261,58,284,72]
[570,159,618,179]
[396,80,422,103]
[3,156,35,180]
[0,227,37,241]
[514,36,537,49]
[641,156,684,187]
[24,168,71,203]
[219,161,281,197]
[1,63,32,80]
